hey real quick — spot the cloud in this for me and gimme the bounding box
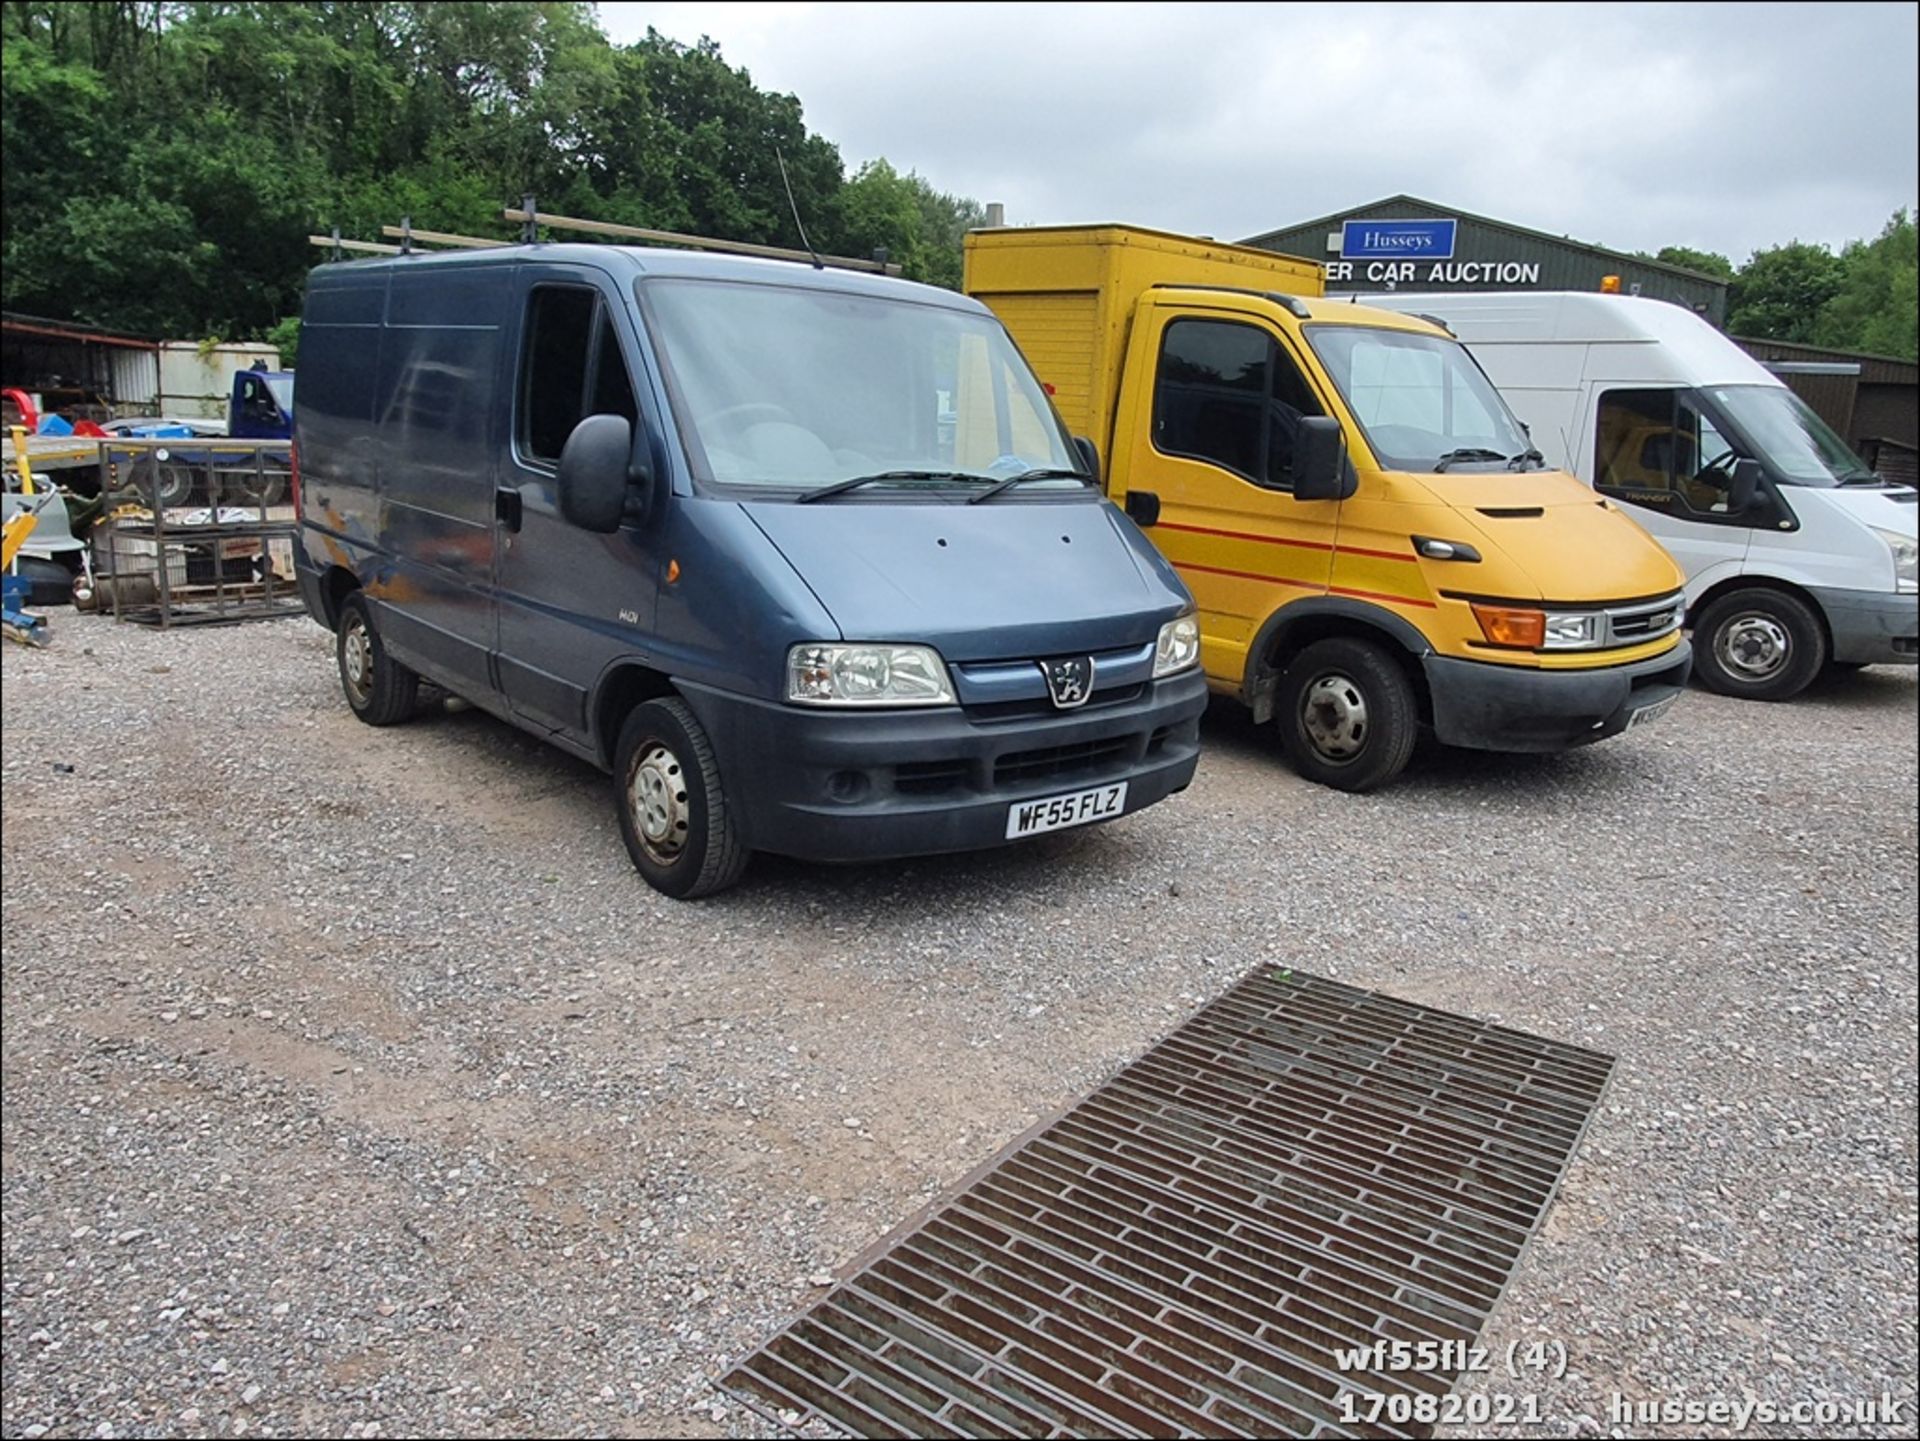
[600,1,1918,260]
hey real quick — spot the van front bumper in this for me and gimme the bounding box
[1810,585,1919,665]
[676,669,1208,863]
[1423,641,1692,753]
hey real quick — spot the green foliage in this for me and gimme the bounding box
[1728,241,1846,344]
[1813,210,1918,360]
[1645,245,1734,280]
[0,2,987,351]
[264,314,301,366]
[1718,219,1917,359]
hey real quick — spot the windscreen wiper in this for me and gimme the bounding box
[796,470,990,503]
[1506,447,1546,471]
[966,467,1095,504]
[1433,448,1508,472]
[1836,471,1887,487]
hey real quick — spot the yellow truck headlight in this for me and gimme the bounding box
[1541,612,1603,650]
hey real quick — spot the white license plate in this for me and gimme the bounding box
[1625,694,1677,731]
[1006,781,1129,839]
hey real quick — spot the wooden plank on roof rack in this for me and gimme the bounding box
[309,235,403,255]
[379,225,512,249]
[501,208,901,275]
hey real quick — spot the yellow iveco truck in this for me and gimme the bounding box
[965,224,1691,791]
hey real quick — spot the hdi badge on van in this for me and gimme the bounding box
[291,243,1207,897]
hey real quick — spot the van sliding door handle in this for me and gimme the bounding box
[495,486,523,531]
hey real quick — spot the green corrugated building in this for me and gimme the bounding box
[1243,194,1729,325]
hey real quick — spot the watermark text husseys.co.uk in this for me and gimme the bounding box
[1610,1392,1907,1431]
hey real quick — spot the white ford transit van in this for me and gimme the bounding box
[1366,292,1917,700]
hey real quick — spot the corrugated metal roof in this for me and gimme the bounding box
[1,311,160,351]
[1733,336,1918,387]
[1240,194,1733,287]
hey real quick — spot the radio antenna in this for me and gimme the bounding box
[775,148,825,269]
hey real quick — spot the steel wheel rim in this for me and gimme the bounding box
[1717,613,1790,680]
[630,742,691,864]
[1301,673,1368,761]
[341,617,374,705]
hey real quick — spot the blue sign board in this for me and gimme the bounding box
[1340,218,1458,261]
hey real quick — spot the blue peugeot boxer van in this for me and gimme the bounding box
[293,244,1206,896]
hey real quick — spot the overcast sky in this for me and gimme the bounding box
[598,1,1918,263]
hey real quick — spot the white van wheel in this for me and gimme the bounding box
[1692,588,1825,701]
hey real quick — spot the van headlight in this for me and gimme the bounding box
[1154,614,1201,676]
[1870,526,1918,592]
[786,643,955,706]
[1541,611,1603,650]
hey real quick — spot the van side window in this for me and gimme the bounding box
[1595,388,1744,521]
[520,287,639,466]
[1153,318,1322,489]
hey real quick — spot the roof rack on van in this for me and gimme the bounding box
[1147,282,1312,319]
[309,209,903,278]
[499,206,900,276]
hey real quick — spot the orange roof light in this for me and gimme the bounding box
[1599,274,1622,294]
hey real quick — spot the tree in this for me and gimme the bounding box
[1646,245,1734,280]
[0,3,988,347]
[1814,209,1918,359]
[1727,241,1845,343]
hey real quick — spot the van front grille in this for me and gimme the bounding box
[894,759,972,796]
[966,682,1145,722]
[1604,593,1684,646]
[995,735,1134,788]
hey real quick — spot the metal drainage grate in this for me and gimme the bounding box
[720,969,1614,1438]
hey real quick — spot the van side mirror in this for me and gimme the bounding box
[1124,489,1160,527]
[1292,416,1356,502]
[557,414,632,533]
[1727,457,1762,514]
[1072,435,1100,486]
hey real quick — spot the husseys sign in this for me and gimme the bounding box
[1327,216,1543,286]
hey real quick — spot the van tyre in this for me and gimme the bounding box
[336,592,419,726]
[615,698,749,899]
[1276,637,1418,793]
[1691,587,1825,701]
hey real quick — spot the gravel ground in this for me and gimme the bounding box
[2,612,1915,1440]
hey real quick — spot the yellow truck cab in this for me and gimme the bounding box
[965,224,1692,790]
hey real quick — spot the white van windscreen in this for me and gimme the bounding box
[1704,385,1875,487]
[1306,325,1534,473]
[640,279,1078,494]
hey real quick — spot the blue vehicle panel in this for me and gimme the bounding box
[293,244,1205,894]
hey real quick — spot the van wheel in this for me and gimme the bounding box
[1275,637,1418,792]
[336,592,419,725]
[1691,588,1825,701]
[614,698,749,899]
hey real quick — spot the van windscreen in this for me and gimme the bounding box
[1306,325,1534,474]
[640,279,1078,494]
[1703,385,1874,487]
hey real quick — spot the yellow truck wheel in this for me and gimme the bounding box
[1275,637,1419,792]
